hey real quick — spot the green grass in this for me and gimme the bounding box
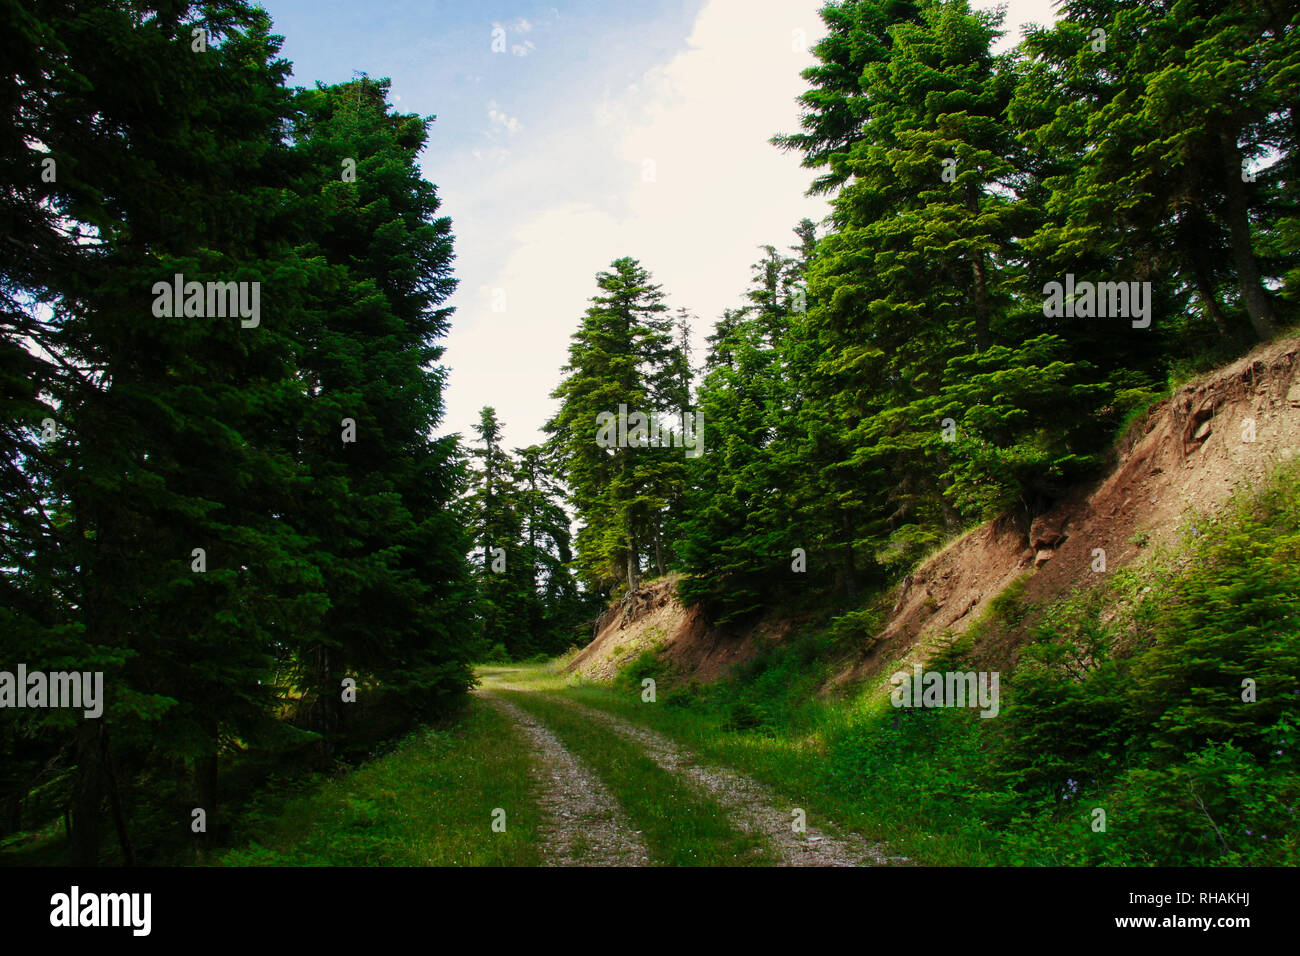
[218,700,541,866]
[530,464,1300,867]
[521,666,982,865]
[97,456,1300,871]
[494,675,773,866]
[483,661,975,864]
[0,816,72,866]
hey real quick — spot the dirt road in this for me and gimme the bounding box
[476,668,901,867]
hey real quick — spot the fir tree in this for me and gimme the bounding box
[546,258,687,593]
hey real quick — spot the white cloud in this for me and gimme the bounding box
[442,0,829,449]
[442,203,624,446]
[609,0,832,339]
[486,100,522,135]
[593,86,626,128]
[490,20,535,56]
[973,0,1060,52]
[440,0,1061,450]
[469,146,511,163]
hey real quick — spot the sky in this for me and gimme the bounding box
[258,0,1061,451]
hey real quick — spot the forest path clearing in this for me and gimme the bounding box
[478,667,902,867]
[474,691,650,866]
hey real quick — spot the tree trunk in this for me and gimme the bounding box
[103,730,135,866]
[3,793,20,836]
[626,539,640,592]
[839,512,858,599]
[309,645,339,760]
[939,488,962,533]
[527,520,537,592]
[199,737,218,810]
[972,253,991,352]
[1181,209,1233,337]
[966,183,992,353]
[326,647,345,738]
[1220,129,1277,340]
[70,723,107,866]
[1190,261,1232,337]
[72,498,109,866]
[198,719,219,845]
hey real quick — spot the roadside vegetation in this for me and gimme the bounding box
[218,702,541,867]
[584,465,1300,866]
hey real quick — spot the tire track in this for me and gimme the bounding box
[476,692,650,867]
[552,698,904,867]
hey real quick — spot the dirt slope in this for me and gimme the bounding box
[564,573,799,683]
[568,336,1300,691]
[838,334,1300,689]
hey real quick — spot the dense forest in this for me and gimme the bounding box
[554,0,1298,617]
[2,0,1298,869]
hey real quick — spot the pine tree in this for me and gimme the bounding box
[546,258,687,594]
[1015,0,1297,343]
[285,76,475,728]
[678,239,809,618]
[513,443,590,653]
[1,8,476,862]
[772,0,923,197]
[4,0,310,863]
[786,0,1117,574]
[464,407,530,657]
